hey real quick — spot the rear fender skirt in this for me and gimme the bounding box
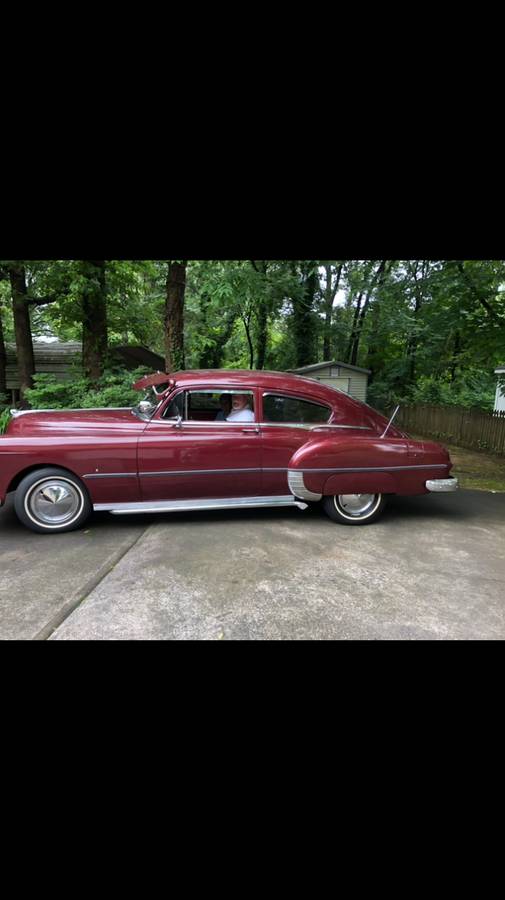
[322,471,397,497]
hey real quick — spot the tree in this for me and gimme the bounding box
[165,261,187,372]
[80,260,108,382]
[320,262,344,361]
[289,261,320,367]
[0,303,6,401]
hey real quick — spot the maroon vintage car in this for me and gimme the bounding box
[0,369,457,534]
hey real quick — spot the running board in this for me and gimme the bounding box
[94,496,308,516]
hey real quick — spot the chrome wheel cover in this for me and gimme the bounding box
[25,478,84,528]
[335,493,381,520]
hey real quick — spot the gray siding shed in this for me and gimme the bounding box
[289,361,371,403]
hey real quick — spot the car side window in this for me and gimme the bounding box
[162,390,256,423]
[263,394,331,425]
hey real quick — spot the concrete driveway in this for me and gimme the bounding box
[1,490,504,640]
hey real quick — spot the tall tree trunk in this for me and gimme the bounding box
[0,305,7,400]
[243,312,254,369]
[251,261,270,370]
[348,261,388,366]
[198,295,237,368]
[165,261,187,372]
[405,260,427,382]
[449,331,462,382]
[255,299,268,370]
[322,263,343,360]
[10,263,35,403]
[346,292,364,363]
[81,260,108,383]
[292,262,319,367]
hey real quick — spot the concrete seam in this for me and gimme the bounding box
[33,525,154,641]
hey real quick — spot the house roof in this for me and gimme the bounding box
[5,342,165,390]
[289,360,372,376]
[6,341,164,367]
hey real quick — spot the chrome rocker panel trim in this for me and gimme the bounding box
[93,496,308,516]
[287,470,323,503]
[426,477,459,492]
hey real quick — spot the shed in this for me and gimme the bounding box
[5,341,165,405]
[495,366,505,413]
[289,360,371,403]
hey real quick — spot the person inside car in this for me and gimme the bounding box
[215,394,232,422]
[226,393,255,423]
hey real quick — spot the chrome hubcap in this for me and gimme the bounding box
[336,494,379,518]
[27,479,83,526]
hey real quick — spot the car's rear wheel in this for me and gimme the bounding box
[14,468,92,534]
[322,493,387,526]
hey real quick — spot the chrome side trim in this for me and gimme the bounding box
[11,407,131,417]
[139,468,263,477]
[310,425,373,431]
[260,422,371,431]
[287,471,322,502]
[93,496,308,515]
[150,420,259,428]
[426,478,459,492]
[299,464,447,473]
[84,464,446,481]
[84,473,138,480]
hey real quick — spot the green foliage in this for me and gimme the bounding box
[0,407,12,434]
[408,373,496,411]
[3,259,504,419]
[24,367,150,411]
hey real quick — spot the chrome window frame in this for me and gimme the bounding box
[158,388,257,426]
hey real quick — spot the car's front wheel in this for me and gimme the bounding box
[14,468,92,534]
[322,493,387,526]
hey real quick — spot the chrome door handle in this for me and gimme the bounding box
[242,427,260,434]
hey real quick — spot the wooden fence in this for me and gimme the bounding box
[394,405,505,456]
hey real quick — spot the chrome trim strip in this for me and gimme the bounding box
[84,473,138,480]
[309,425,373,431]
[11,407,131,417]
[94,496,308,515]
[151,420,260,428]
[139,468,263,477]
[84,464,445,481]
[149,420,370,430]
[186,389,255,395]
[426,478,459,492]
[299,464,447,473]
[258,422,317,431]
[287,471,323,502]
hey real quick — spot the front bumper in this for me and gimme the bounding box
[426,477,459,492]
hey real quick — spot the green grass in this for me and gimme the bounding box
[411,434,505,493]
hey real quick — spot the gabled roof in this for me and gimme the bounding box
[289,360,372,376]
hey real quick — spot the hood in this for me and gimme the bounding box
[6,407,143,437]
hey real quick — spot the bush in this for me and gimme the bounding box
[0,407,11,434]
[408,374,495,412]
[368,372,496,415]
[24,367,151,411]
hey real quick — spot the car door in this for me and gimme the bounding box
[260,391,333,495]
[138,388,263,501]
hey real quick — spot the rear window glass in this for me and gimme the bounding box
[263,395,330,424]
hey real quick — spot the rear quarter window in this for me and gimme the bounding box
[263,394,331,424]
